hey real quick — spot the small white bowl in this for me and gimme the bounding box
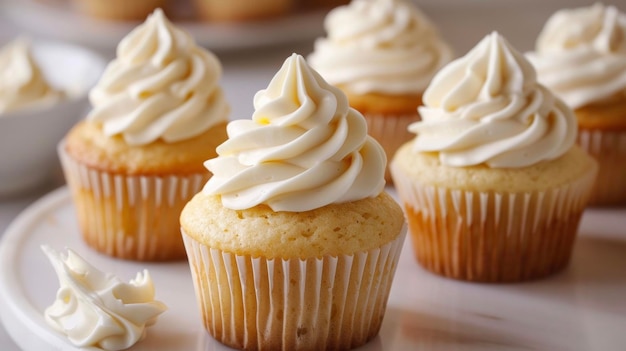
[0,40,106,197]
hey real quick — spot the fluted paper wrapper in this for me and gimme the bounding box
[58,141,208,261]
[391,163,596,282]
[182,227,406,351]
[577,129,626,206]
[363,112,419,183]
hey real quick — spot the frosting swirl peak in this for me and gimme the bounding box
[412,32,577,168]
[526,3,626,109]
[203,54,386,212]
[0,38,64,114]
[88,9,228,145]
[308,0,453,95]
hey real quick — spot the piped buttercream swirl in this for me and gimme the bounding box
[526,3,626,109]
[411,32,577,168]
[87,9,228,145]
[0,38,64,114]
[42,245,167,351]
[308,0,453,95]
[203,54,386,212]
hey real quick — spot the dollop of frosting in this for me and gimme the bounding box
[0,38,64,114]
[411,32,577,168]
[526,3,626,109]
[203,54,386,212]
[88,8,228,145]
[42,245,167,351]
[307,0,453,95]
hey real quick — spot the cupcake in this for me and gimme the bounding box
[391,32,597,283]
[308,0,453,181]
[59,9,229,261]
[0,38,64,114]
[299,0,350,11]
[526,3,626,206]
[180,54,406,351]
[71,0,167,21]
[193,0,293,22]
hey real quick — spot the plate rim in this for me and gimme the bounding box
[0,186,100,351]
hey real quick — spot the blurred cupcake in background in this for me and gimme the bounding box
[59,9,229,261]
[308,0,453,181]
[194,0,293,22]
[0,38,64,114]
[299,0,350,11]
[527,3,626,206]
[0,37,104,197]
[391,32,597,283]
[70,0,168,21]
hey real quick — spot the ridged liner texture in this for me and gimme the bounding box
[577,129,626,206]
[58,141,207,261]
[362,112,419,183]
[182,227,406,351]
[391,162,597,282]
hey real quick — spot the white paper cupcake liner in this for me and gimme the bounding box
[577,129,626,206]
[391,162,596,282]
[182,226,406,351]
[58,141,207,261]
[363,112,419,182]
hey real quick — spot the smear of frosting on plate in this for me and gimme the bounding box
[41,245,167,351]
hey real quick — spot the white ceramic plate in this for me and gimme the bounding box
[1,187,626,351]
[1,0,327,52]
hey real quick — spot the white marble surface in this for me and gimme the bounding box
[1,1,626,350]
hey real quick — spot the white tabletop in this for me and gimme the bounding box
[1,1,625,350]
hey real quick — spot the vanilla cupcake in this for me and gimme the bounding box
[0,38,64,114]
[180,54,406,351]
[194,0,293,22]
[527,3,626,206]
[308,0,453,181]
[299,0,350,11]
[59,9,229,261]
[70,0,167,21]
[391,32,597,283]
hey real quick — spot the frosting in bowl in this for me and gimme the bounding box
[88,8,229,146]
[307,0,453,95]
[203,53,386,212]
[526,3,626,109]
[42,245,167,351]
[0,38,64,114]
[411,32,577,168]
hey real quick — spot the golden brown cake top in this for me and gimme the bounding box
[180,191,404,259]
[393,143,596,193]
[340,87,422,115]
[574,97,626,131]
[64,120,227,175]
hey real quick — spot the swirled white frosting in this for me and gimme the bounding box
[0,38,64,114]
[203,54,386,212]
[307,0,453,95]
[526,3,626,109]
[87,8,228,145]
[42,245,167,351]
[411,32,577,168]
